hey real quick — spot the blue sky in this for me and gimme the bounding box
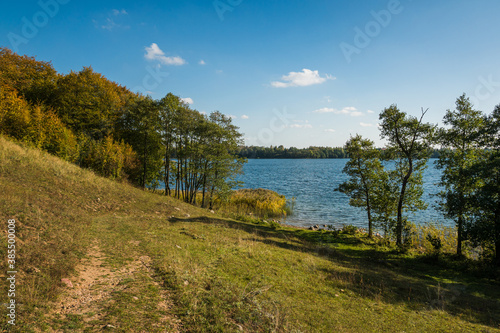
[1,0,500,148]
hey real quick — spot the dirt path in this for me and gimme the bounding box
[47,240,181,332]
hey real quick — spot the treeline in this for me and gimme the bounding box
[238,146,346,158]
[0,48,244,207]
[338,95,500,265]
[237,145,441,159]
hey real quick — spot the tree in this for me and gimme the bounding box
[337,135,384,238]
[0,47,59,106]
[206,111,246,209]
[118,96,163,188]
[379,105,435,247]
[158,93,184,196]
[436,94,485,256]
[466,104,500,265]
[53,67,128,140]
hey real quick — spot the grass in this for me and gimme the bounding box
[0,135,499,332]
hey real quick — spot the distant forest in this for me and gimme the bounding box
[237,145,441,159]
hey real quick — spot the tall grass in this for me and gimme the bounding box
[221,188,290,218]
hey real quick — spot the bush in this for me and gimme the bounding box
[341,224,358,235]
[78,135,138,181]
[406,223,457,255]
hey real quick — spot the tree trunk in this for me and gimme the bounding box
[142,131,148,190]
[495,201,500,266]
[366,196,373,238]
[457,214,463,257]
[164,141,170,196]
[397,159,413,248]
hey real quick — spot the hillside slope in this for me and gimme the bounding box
[0,136,499,332]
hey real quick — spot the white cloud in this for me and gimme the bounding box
[96,9,129,30]
[241,115,249,119]
[313,106,363,117]
[100,18,118,30]
[199,60,206,65]
[360,122,376,127]
[229,115,237,119]
[181,97,194,105]
[145,43,186,66]
[271,69,335,88]
[324,129,336,132]
[367,109,375,114]
[113,9,128,15]
[289,124,313,129]
[313,107,335,113]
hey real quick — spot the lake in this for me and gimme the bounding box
[235,159,452,229]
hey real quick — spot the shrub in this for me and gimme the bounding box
[341,224,358,235]
[78,135,138,181]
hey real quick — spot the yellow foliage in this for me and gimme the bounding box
[0,83,31,141]
[227,188,288,217]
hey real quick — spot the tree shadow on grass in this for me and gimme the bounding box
[168,216,500,329]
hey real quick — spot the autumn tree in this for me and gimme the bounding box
[53,67,127,140]
[0,47,59,106]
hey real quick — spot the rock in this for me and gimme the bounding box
[61,278,73,288]
[210,210,215,214]
[185,214,190,218]
[174,207,181,211]
[133,296,139,301]
[184,280,189,286]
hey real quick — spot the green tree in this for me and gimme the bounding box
[158,93,183,196]
[206,111,246,209]
[436,94,485,256]
[337,135,384,238]
[379,105,435,247]
[466,104,500,265]
[118,96,163,188]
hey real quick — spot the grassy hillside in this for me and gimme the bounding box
[0,136,499,332]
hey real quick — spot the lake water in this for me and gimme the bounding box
[236,159,452,229]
